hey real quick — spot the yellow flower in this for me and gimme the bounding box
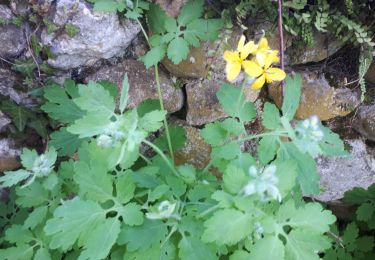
[245,51,286,90]
[256,38,280,62]
[223,35,257,81]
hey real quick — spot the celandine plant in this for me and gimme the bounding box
[0,25,348,260]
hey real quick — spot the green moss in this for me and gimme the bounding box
[65,23,80,38]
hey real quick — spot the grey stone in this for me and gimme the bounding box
[85,59,184,113]
[315,139,375,202]
[353,103,375,141]
[0,111,11,132]
[0,138,21,173]
[0,5,26,58]
[41,0,140,70]
[285,31,342,65]
[0,68,34,107]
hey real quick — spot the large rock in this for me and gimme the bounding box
[185,29,261,125]
[285,31,342,65]
[0,5,26,58]
[41,0,140,70]
[365,61,375,84]
[85,59,183,113]
[315,139,375,202]
[353,103,375,141]
[0,111,11,133]
[268,70,360,120]
[0,138,21,173]
[0,68,34,107]
[175,126,211,169]
[155,0,187,17]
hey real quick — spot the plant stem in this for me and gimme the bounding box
[236,131,288,143]
[135,18,174,162]
[154,66,175,163]
[142,139,179,177]
[277,0,285,95]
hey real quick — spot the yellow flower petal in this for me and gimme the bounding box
[265,68,286,82]
[242,60,263,77]
[237,35,246,51]
[240,41,258,60]
[264,51,280,69]
[226,62,241,81]
[255,52,266,68]
[251,74,266,90]
[258,38,269,51]
[223,50,239,63]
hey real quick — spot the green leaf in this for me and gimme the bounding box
[202,209,252,245]
[118,203,144,226]
[212,142,241,160]
[178,236,216,260]
[23,205,48,229]
[275,160,298,197]
[177,0,204,26]
[262,102,281,130]
[258,135,279,165]
[165,17,178,33]
[248,236,285,260]
[277,143,320,195]
[356,202,374,221]
[79,218,121,260]
[154,125,186,152]
[0,99,29,131]
[282,74,302,120]
[119,74,130,114]
[28,117,48,138]
[217,84,256,122]
[42,83,84,124]
[147,4,167,34]
[91,0,126,12]
[201,122,228,146]
[177,164,196,184]
[138,110,167,132]
[0,244,34,260]
[34,247,51,260]
[223,164,247,194]
[5,224,33,243]
[16,182,48,207]
[50,128,85,156]
[74,81,115,114]
[167,37,190,64]
[117,219,168,251]
[115,173,135,204]
[0,169,31,188]
[230,250,251,260]
[141,44,167,69]
[74,161,113,202]
[44,198,106,251]
[185,19,223,41]
[20,148,38,170]
[285,230,331,260]
[67,112,111,138]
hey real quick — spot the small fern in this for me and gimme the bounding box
[358,45,373,102]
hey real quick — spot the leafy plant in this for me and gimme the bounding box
[141,0,223,67]
[64,23,80,38]
[0,67,348,259]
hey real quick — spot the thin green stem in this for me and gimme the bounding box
[235,131,288,143]
[140,153,152,165]
[136,18,175,163]
[197,204,220,219]
[154,67,175,163]
[142,139,179,176]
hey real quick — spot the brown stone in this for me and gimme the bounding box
[0,138,21,173]
[154,0,187,17]
[175,126,211,170]
[285,31,342,65]
[268,70,360,120]
[365,61,375,84]
[85,59,184,113]
[161,43,211,78]
[353,103,375,141]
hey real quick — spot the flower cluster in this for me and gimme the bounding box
[223,36,286,90]
[242,164,281,202]
[32,154,54,177]
[146,200,179,220]
[296,115,324,142]
[97,121,125,148]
